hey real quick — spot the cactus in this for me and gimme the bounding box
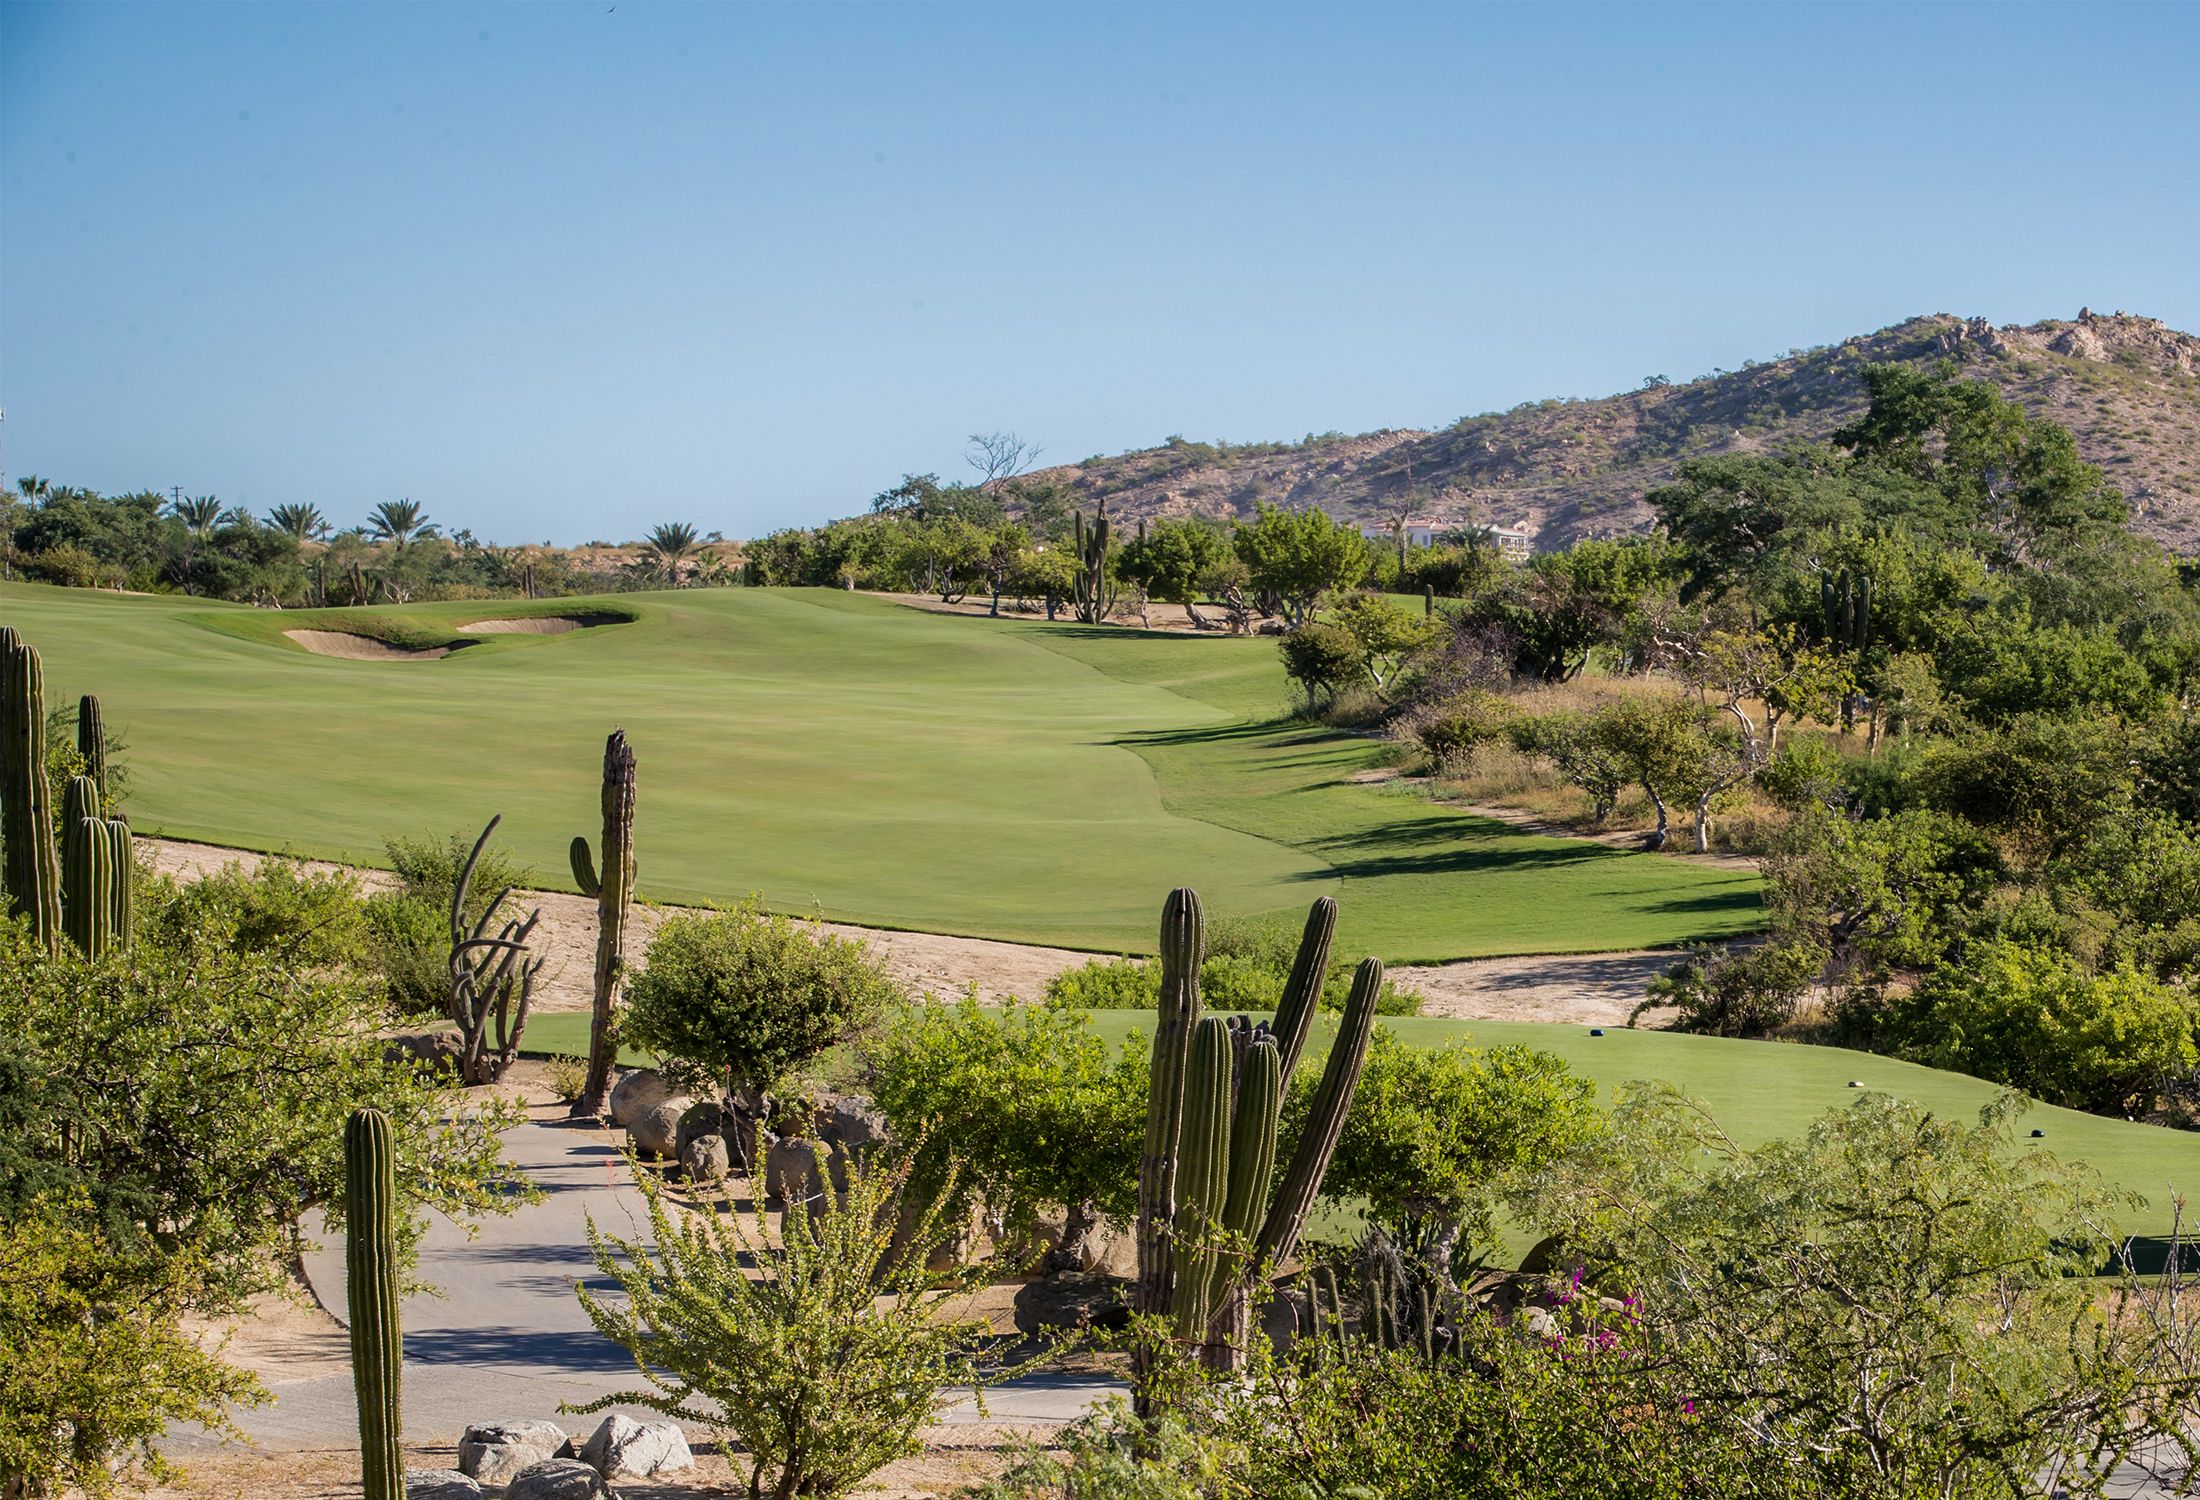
[1134,890,1379,1386]
[60,774,131,959]
[1820,569,1874,653]
[1072,506,1114,624]
[344,1107,404,1500]
[0,633,63,950]
[1423,583,1434,617]
[573,729,637,1118]
[77,694,107,801]
[445,816,545,1086]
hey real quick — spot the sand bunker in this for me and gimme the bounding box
[284,629,464,661]
[458,612,621,635]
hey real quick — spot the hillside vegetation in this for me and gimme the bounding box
[1027,310,2200,551]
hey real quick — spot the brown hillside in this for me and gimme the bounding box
[1025,311,2200,553]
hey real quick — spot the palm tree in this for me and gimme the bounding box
[171,495,223,535]
[267,502,328,542]
[642,521,701,587]
[366,499,437,549]
[15,475,51,503]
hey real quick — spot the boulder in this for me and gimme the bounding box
[626,1097,693,1160]
[817,1096,889,1155]
[578,1413,694,1481]
[674,1100,726,1154]
[678,1133,730,1184]
[458,1420,569,1490]
[1012,1274,1131,1335]
[406,1471,483,1500]
[608,1068,671,1128]
[384,1031,464,1077]
[505,1460,611,1500]
[764,1136,824,1209]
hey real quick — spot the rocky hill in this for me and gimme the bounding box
[1025,311,2200,553]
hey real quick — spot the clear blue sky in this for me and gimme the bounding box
[4,2,2196,544]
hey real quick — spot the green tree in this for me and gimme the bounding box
[264,502,327,542]
[1118,519,1231,619]
[1331,592,1441,693]
[641,521,702,587]
[1232,504,1369,626]
[364,498,436,549]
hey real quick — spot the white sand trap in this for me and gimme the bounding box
[458,613,618,635]
[284,629,462,661]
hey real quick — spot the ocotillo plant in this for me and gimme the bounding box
[1133,890,1377,1393]
[445,815,546,1086]
[77,693,107,801]
[572,728,637,1118]
[0,632,63,950]
[345,1107,404,1500]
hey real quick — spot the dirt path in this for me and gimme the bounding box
[144,838,1680,1025]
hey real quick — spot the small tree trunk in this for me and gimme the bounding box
[1643,781,1669,849]
[1694,793,1714,853]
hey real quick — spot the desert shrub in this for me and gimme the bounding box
[1315,1029,1602,1257]
[384,827,532,929]
[148,859,367,968]
[574,1147,993,1500]
[865,997,1145,1258]
[1043,927,1421,1016]
[627,903,902,1097]
[361,890,449,1014]
[1637,935,1825,1036]
[1415,689,1517,773]
[1043,957,1156,1010]
[1756,735,1850,811]
[1880,939,2198,1115]
[543,1054,590,1101]
[1277,620,1366,709]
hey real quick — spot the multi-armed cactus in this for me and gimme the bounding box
[344,1107,404,1500]
[0,629,63,951]
[1134,890,1377,1385]
[1072,505,1114,624]
[444,815,545,1086]
[77,693,108,802]
[60,774,132,959]
[571,729,636,1119]
[1820,569,1873,653]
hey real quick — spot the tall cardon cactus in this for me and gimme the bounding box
[571,728,636,1118]
[345,1106,404,1500]
[1134,890,1376,1393]
[1072,505,1113,624]
[1,630,63,950]
[60,774,132,959]
[77,693,108,801]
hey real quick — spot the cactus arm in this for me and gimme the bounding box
[1135,887,1204,1326]
[104,819,135,949]
[576,729,637,1118]
[1171,1016,1236,1345]
[569,835,601,897]
[1254,956,1383,1273]
[1269,897,1336,1088]
[344,1107,404,1500]
[62,815,113,958]
[77,694,107,801]
[1197,1036,1280,1347]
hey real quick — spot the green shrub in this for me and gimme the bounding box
[1043,957,1156,1010]
[1043,928,1421,1016]
[627,903,903,1097]
[1277,621,1366,708]
[361,891,449,1015]
[1882,939,2198,1115]
[149,859,367,969]
[1639,936,1825,1037]
[383,827,532,932]
[1416,689,1517,773]
[864,997,1145,1256]
[1315,1028,1602,1254]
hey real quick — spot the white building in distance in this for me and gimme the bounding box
[1357,517,1534,559]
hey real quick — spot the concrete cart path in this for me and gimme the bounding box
[174,1115,1121,1452]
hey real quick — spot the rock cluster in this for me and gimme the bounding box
[445,1414,693,1497]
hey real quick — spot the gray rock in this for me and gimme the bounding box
[578,1413,694,1480]
[384,1030,464,1077]
[678,1133,729,1184]
[406,1471,482,1500]
[674,1099,726,1154]
[817,1096,889,1154]
[458,1419,569,1490]
[608,1068,671,1128]
[765,1136,823,1208]
[506,1459,611,1500]
[625,1096,693,1160]
[1012,1274,1131,1335]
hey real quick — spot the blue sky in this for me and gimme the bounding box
[3,2,2196,544]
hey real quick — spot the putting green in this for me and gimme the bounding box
[2,582,1757,957]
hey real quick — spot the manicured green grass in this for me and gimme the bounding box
[4,581,1755,958]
